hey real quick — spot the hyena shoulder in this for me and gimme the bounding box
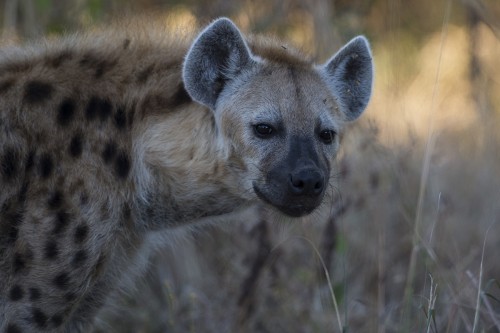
[0,23,197,332]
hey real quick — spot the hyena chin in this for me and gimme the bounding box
[0,17,372,332]
[183,18,373,218]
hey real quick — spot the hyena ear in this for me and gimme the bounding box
[318,36,374,121]
[183,18,256,110]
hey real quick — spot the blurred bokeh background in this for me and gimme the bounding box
[2,0,500,332]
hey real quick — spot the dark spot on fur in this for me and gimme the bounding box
[25,150,35,172]
[23,81,54,105]
[0,78,15,94]
[80,192,89,206]
[1,61,30,73]
[122,203,131,220]
[94,66,105,79]
[141,93,169,113]
[123,38,131,50]
[98,99,112,121]
[18,181,29,203]
[53,210,70,235]
[79,53,100,68]
[114,106,127,130]
[6,323,22,333]
[94,59,117,79]
[57,98,76,126]
[51,314,64,328]
[2,205,23,244]
[32,308,48,328]
[120,203,133,229]
[136,64,154,84]
[9,285,24,301]
[114,152,131,179]
[38,154,53,179]
[13,252,26,273]
[69,134,83,158]
[167,85,192,109]
[53,272,70,289]
[2,199,13,213]
[44,240,59,260]
[46,51,73,68]
[85,97,98,121]
[6,223,19,243]
[79,53,117,78]
[85,96,112,122]
[7,218,23,243]
[145,201,154,219]
[1,147,19,181]
[15,249,34,273]
[74,224,89,244]
[48,190,63,209]
[99,202,110,221]
[102,142,117,164]
[72,249,87,267]
[29,287,41,301]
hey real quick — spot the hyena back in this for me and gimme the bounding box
[0,18,373,332]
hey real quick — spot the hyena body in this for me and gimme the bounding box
[0,18,373,332]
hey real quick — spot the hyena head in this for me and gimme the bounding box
[183,18,373,217]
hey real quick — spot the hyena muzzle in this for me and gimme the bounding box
[0,18,373,332]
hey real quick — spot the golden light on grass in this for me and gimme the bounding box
[369,26,489,144]
[163,5,198,36]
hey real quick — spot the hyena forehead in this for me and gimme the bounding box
[224,63,344,132]
[183,18,374,124]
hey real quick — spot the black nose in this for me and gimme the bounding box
[289,168,324,196]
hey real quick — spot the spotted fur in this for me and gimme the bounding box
[0,18,373,332]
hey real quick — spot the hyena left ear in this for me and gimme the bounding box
[183,18,257,110]
[318,36,374,121]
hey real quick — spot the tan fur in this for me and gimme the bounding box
[247,35,313,66]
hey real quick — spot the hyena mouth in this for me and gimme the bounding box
[253,183,324,218]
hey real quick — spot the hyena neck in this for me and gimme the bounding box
[137,104,249,229]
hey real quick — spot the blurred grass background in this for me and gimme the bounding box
[2,0,500,332]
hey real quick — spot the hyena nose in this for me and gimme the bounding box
[289,169,324,197]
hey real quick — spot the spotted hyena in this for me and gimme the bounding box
[0,18,373,332]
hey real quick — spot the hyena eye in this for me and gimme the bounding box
[254,124,275,138]
[319,129,336,144]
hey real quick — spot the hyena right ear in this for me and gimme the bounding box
[317,36,374,121]
[183,18,257,110]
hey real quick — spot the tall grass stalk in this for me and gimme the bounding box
[471,221,496,333]
[403,0,453,330]
[273,236,344,332]
[425,275,438,333]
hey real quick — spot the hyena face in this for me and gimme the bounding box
[184,19,373,217]
[216,66,343,217]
